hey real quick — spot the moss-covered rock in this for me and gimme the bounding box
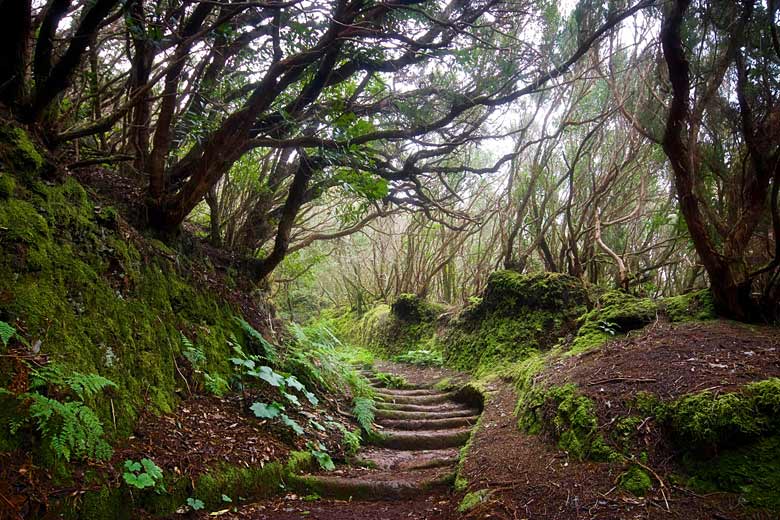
[391,293,443,322]
[663,289,716,322]
[441,272,587,373]
[629,380,780,511]
[517,383,616,461]
[479,271,588,315]
[569,291,658,354]
[683,436,780,511]
[60,451,316,519]
[661,378,780,450]
[618,465,653,496]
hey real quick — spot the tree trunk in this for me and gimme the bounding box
[250,154,314,281]
[660,0,763,321]
[0,0,31,108]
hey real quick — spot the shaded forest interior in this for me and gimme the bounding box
[0,0,779,519]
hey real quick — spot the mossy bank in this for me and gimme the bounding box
[0,124,280,515]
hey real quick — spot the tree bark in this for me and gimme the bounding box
[0,0,31,108]
[250,153,315,281]
[660,0,762,321]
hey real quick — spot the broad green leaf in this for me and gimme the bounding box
[280,414,304,435]
[285,375,305,392]
[141,458,163,480]
[312,450,335,471]
[124,472,155,489]
[250,402,281,419]
[124,460,142,472]
[283,392,300,406]
[249,366,285,387]
[304,391,319,406]
[187,497,205,511]
[230,358,255,370]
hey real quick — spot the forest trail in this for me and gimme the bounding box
[219,363,476,519]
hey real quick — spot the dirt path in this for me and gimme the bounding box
[218,364,477,519]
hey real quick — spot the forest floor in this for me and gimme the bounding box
[4,322,776,519]
[199,320,778,520]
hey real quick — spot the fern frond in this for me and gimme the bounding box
[235,317,277,362]
[0,320,15,347]
[352,397,375,432]
[65,372,117,400]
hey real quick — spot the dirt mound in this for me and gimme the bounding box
[554,321,780,404]
[459,383,753,519]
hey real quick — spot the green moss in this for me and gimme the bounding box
[618,465,652,496]
[0,197,50,243]
[0,125,46,181]
[64,486,129,520]
[622,381,780,511]
[441,272,586,374]
[0,151,244,450]
[458,489,492,512]
[684,436,780,511]
[664,378,780,449]
[663,289,716,322]
[569,291,657,354]
[479,271,588,314]
[615,416,643,448]
[517,383,617,461]
[0,173,14,199]
[60,451,315,518]
[391,293,443,322]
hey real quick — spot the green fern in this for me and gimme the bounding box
[181,333,206,366]
[0,320,15,348]
[204,373,229,396]
[29,363,116,400]
[352,397,375,432]
[13,363,116,462]
[235,317,277,362]
[25,394,113,461]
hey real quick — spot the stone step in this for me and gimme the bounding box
[376,415,480,431]
[352,447,460,471]
[292,468,455,500]
[372,428,472,450]
[375,407,480,420]
[373,387,442,396]
[375,391,454,405]
[375,401,467,412]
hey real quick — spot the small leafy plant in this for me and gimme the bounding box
[123,458,164,493]
[186,497,205,511]
[307,441,335,471]
[231,339,319,436]
[374,372,408,389]
[596,320,619,336]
